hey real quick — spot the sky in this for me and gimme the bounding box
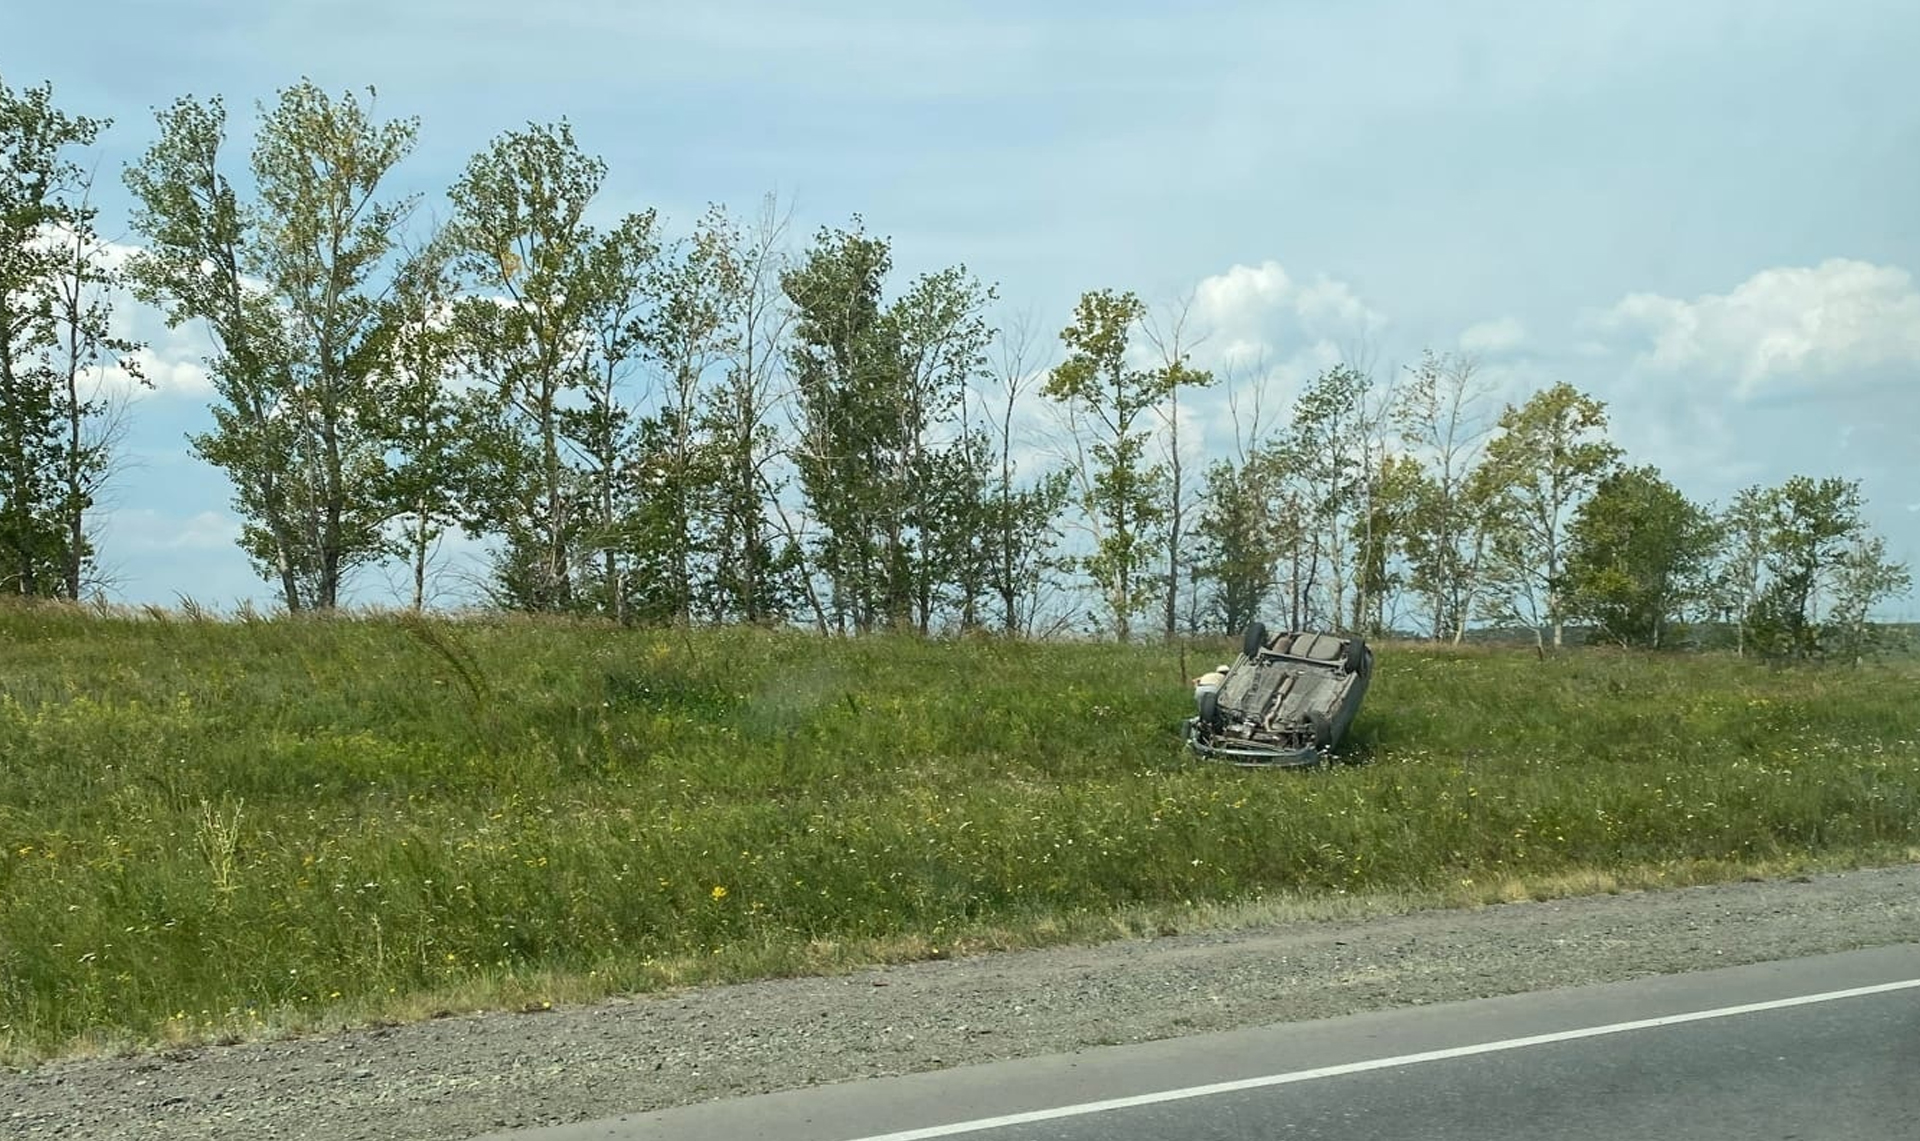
[9,0,1920,613]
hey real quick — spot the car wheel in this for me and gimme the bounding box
[1197,688,1219,727]
[1342,637,1368,674]
[1305,710,1332,749]
[1242,621,1268,659]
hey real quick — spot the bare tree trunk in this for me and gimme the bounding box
[258,464,304,612]
[57,236,87,600]
[1289,542,1301,631]
[735,194,791,625]
[541,374,570,610]
[320,425,343,609]
[1141,293,1206,641]
[1164,376,1181,639]
[1001,377,1018,634]
[411,505,430,611]
[769,491,830,635]
[0,351,35,596]
[60,330,85,601]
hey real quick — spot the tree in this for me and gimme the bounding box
[888,263,997,632]
[781,222,1000,634]
[1827,534,1912,665]
[635,205,737,625]
[369,233,484,611]
[1193,447,1282,634]
[126,83,418,609]
[782,221,905,633]
[44,174,147,600]
[1188,356,1287,634]
[1393,349,1496,642]
[700,195,801,626]
[1140,294,1212,637]
[923,427,993,630]
[565,210,660,623]
[1746,476,1888,661]
[1352,450,1425,637]
[444,120,656,616]
[1564,465,1718,648]
[1715,484,1774,656]
[1278,363,1370,629]
[1044,288,1194,641]
[1717,476,1909,662]
[1346,355,1407,637]
[1478,382,1622,649]
[127,95,298,607]
[980,311,1068,635]
[0,78,137,599]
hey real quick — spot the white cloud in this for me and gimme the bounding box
[89,344,216,400]
[89,237,142,273]
[1292,278,1382,340]
[14,229,215,400]
[1459,316,1526,355]
[1188,260,1385,373]
[1148,391,1213,475]
[102,509,241,554]
[1192,261,1295,347]
[1594,259,1920,395]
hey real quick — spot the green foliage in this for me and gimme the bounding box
[1565,465,1719,648]
[1393,349,1497,643]
[1277,363,1371,629]
[694,200,802,626]
[1045,289,1193,640]
[1715,484,1774,656]
[0,76,118,600]
[1756,476,1863,660]
[1827,535,1912,664]
[1728,476,1912,662]
[1193,361,1395,637]
[1478,382,1623,648]
[784,222,912,631]
[1193,452,1282,634]
[445,121,671,618]
[367,234,488,610]
[2,611,1918,1060]
[625,205,741,625]
[783,223,1001,633]
[1353,451,1425,635]
[1139,306,1214,638]
[125,82,418,610]
[891,264,1000,630]
[15,74,1916,665]
[980,321,1071,635]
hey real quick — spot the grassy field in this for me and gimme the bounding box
[3,604,1918,1062]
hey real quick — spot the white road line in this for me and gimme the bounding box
[842,976,1920,1141]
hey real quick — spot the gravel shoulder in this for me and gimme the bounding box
[7,863,1918,1141]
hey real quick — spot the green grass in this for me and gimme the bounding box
[3,602,1918,1061]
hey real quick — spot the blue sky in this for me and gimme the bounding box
[11,0,1920,612]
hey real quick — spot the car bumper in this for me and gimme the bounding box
[1183,719,1324,767]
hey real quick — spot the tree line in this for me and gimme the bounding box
[0,76,1908,658]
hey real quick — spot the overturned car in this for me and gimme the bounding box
[1185,623,1373,766]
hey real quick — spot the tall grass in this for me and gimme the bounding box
[2,603,1917,1060]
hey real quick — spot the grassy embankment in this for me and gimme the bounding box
[3,603,1918,1062]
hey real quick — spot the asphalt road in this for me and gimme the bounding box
[480,942,1920,1141]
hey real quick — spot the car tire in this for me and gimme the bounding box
[1242,621,1268,659]
[1305,709,1333,749]
[1342,637,1368,674]
[1197,688,1219,727]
